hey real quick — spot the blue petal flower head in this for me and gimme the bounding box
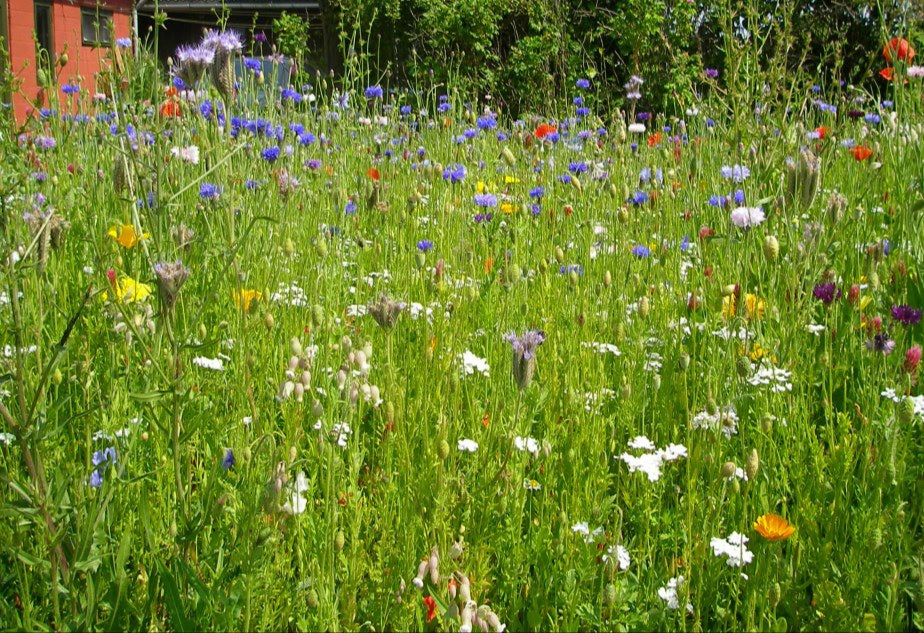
[734,189,745,204]
[576,78,591,89]
[569,162,588,174]
[244,58,261,72]
[474,193,497,208]
[222,448,236,470]
[476,116,496,130]
[417,240,434,252]
[632,245,651,258]
[200,183,221,200]
[364,85,384,99]
[628,190,649,206]
[529,186,545,199]
[262,146,281,162]
[442,163,466,184]
[345,200,358,215]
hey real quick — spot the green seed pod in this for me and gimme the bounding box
[638,296,650,319]
[736,356,752,378]
[620,378,632,400]
[768,582,781,608]
[731,478,741,494]
[307,589,319,608]
[761,413,774,433]
[263,312,275,330]
[315,239,329,258]
[617,207,630,224]
[198,323,207,340]
[312,305,325,328]
[569,270,579,286]
[507,263,522,285]
[255,527,274,547]
[603,270,612,288]
[283,238,296,256]
[604,583,617,606]
[745,448,759,480]
[438,439,450,460]
[242,447,252,462]
[721,461,737,479]
[415,251,426,268]
[335,530,345,551]
[678,353,690,371]
[501,146,516,167]
[52,368,63,385]
[385,401,396,423]
[555,247,565,264]
[466,286,479,302]
[290,337,303,357]
[763,235,780,261]
[706,394,718,416]
[571,174,582,193]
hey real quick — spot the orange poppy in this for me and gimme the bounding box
[484,257,494,274]
[880,67,895,81]
[367,167,380,181]
[883,37,915,63]
[648,132,662,147]
[850,145,873,161]
[753,513,796,541]
[534,123,556,139]
[160,101,181,118]
[815,126,829,140]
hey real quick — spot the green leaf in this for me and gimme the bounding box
[156,558,193,632]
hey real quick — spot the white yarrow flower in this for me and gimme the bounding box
[457,438,479,452]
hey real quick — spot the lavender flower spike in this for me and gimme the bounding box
[506,330,546,390]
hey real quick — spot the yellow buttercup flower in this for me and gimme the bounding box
[504,175,520,184]
[500,202,515,214]
[754,513,796,541]
[744,293,766,320]
[108,224,149,249]
[722,294,736,319]
[104,276,152,303]
[234,288,262,312]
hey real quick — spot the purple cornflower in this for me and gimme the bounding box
[417,240,434,252]
[261,146,281,162]
[628,190,649,206]
[705,68,719,79]
[813,283,841,305]
[90,446,117,488]
[720,164,750,182]
[476,116,496,130]
[222,448,236,470]
[892,305,922,326]
[559,264,584,276]
[624,75,643,100]
[364,85,384,99]
[305,158,322,170]
[116,37,132,48]
[34,135,56,150]
[474,193,497,207]
[529,186,545,199]
[866,333,896,355]
[62,83,80,95]
[569,161,587,174]
[345,200,358,215]
[506,330,546,390]
[244,58,261,72]
[254,31,268,43]
[576,78,591,89]
[474,213,493,224]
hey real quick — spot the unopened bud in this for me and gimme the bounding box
[263,312,275,330]
[638,296,650,319]
[736,356,752,378]
[721,461,737,479]
[763,235,779,261]
[745,448,759,480]
[335,530,345,551]
[428,546,440,585]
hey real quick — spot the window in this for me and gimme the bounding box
[34,2,53,78]
[81,8,113,47]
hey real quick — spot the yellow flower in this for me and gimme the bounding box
[754,513,796,541]
[476,181,487,194]
[722,295,736,319]
[859,296,872,311]
[504,175,520,184]
[234,288,262,312]
[104,276,152,303]
[500,202,515,214]
[744,293,766,320]
[108,224,149,249]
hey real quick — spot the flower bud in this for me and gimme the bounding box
[736,356,752,378]
[307,589,319,608]
[428,546,440,585]
[763,235,779,261]
[604,583,617,606]
[721,461,737,479]
[412,559,429,588]
[263,312,275,330]
[501,146,516,167]
[290,337,303,357]
[761,413,774,433]
[745,448,759,480]
[603,270,612,288]
[438,439,450,460]
[638,296,650,319]
[898,397,916,424]
[335,530,345,551]
[768,582,781,608]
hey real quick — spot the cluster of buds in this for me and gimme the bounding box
[277,337,314,403]
[109,301,155,345]
[368,294,406,331]
[407,549,506,633]
[335,336,382,407]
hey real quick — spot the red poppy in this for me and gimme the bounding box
[164,86,178,97]
[698,226,715,242]
[647,132,662,147]
[564,204,573,216]
[815,126,829,140]
[850,145,873,161]
[880,67,895,81]
[534,123,556,139]
[423,595,436,622]
[883,37,915,63]
[367,167,380,181]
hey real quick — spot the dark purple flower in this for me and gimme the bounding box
[813,283,841,305]
[892,305,922,326]
[866,333,896,355]
[705,68,719,79]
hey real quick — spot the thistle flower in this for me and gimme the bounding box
[891,304,922,326]
[506,330,545,390]
[813,282,841,305]
[153,260,189,310]
[368,295,406,330]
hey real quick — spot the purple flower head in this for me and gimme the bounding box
[813,283,841,305]
[506,330,546,390]
[474,193,497,208]
[116,37,132,48]
[261,146,281,162]
[476,116,496,130]
[720,164,750,182]
[34,135,56,150]
[199,182,221,200]
[202,29,243,53]
[892,305,922,326]
[866,333,896,355]
[417,240,434,252]
[632,245,651,258]
[705,68,719,79]
[442,163,466,184]
[364,85,384,99]
[222,448,236,470]
[306,158,322,170]
[254,31,268,43]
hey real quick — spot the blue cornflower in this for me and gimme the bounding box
[244,58,261,72]
[442,163,466,184]
[529,186,545,199]
[262,146,281,162]
[573,96,584,106]
[628,190,649,206]
[299,132,316,145]
[733,189,745,204]
[417,240,434,252]
[575,107,590,117]
[559,264,584,275]
[881,100,893,109]
[61,83,80,95]
[576,78,590,89]
[90,446,117,488]
[438,102,451,113]
[708,194,725,207]
[569,161,588,174]
[546,131,560,143]
[281,88,302,102]
[463,128,478,140]
[474,212,493,223]
[680,235,691,252]
[306,158,322,170]
[865,113,881,124]
[476,116,496,130]
[345,200,358,215]
[631,245,651,258]
[245,179,261,190]
[706,118,715,128]
[222,448,235,470]
[639,167,652,183]
[474,193,497,207]
[720,164,750,182]
[364,85,384,99]
[558,174,572,184]
[577,130,592,140]
[400,105,412,115]
[200,183,221,200]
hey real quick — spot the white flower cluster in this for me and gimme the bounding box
[458,350,490,377]
[271,281,309,307]
[710,532,754,567]
[746,360,793,392]
[192,356,225,371]
[692,405,739,438]
[571,522,603,544]
[658,575,693,612]
[616,436,687,482]
[881,388,924,416]
[582,341,622,356]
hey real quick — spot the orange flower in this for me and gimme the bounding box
[754,513,796,541]
[423,595,436,622]
[534,123,556,139]
[647,132,662,147]
[367,167,380,181]
[883,37,915,63]
[160,101,181,118]
[850,145,873,161]
[815,126,829,140]
[880,67,895,81]
[484,257,494,274]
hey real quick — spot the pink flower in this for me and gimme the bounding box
[905,345,922,374]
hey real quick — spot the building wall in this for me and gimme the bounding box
[6,0,133,122]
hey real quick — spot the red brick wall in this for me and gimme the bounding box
[6,0,133,122]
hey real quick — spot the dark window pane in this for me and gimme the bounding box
[34,2,53,78]
[81,9,112,46]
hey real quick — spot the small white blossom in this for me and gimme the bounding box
[457,438,479,452]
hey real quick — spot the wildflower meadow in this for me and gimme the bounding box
[1,11,923,633]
